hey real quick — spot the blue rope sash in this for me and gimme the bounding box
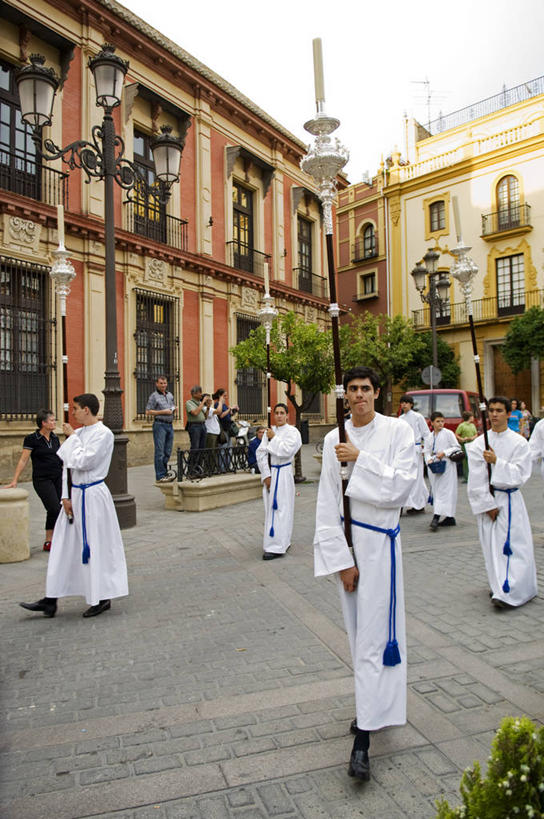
[342,516,402,667]
[494,487,518,594]
[72,479,104,564]
[268,462,292,537]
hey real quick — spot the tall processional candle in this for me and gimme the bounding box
[57,204,65,248]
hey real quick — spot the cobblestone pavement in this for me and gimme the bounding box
[1,445,544,818]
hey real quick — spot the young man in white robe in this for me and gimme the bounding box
[20,393,129,618]
[529,417,544,485]
[424,411,459,531]
[399,394,429,514]
[313,366,417,781]
[257,403,301,561]
[467,396,537,609]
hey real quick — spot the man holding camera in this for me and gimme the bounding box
[185,386,209,472]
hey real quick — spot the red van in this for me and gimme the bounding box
[402,389,482,434]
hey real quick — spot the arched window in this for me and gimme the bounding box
[429,200,445,232]
[363,224,376,258]
[497,175,520,229]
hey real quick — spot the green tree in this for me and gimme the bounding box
[230,311,334,479]
[502,306,544,373]
[404,332,461,389]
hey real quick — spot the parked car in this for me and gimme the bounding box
[400,389,482,434]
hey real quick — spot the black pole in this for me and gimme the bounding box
[467,313,493,492]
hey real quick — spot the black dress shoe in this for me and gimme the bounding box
[348,748,370,781]
[491,597,515,609]
[438,517,456,526]
[19,598,56,618]
[82,599,111,618]
[262,552,284,561]
[429,515,439,532]
[350,718,358,735]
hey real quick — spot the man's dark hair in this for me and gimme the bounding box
[156,375,167,382]
[430,411,444,422]
[399,394,414,405]
[274,403,289,413]
[462,410,473,421]
[36,409,54,429]
[73,393,100,416]
[488,396,511,413]
[190,385,202,395]
[343,366,381,391]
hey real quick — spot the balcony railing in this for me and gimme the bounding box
[351,236,378,262]
[481,203,531,236]
[293,268,328,298]
[0,149,68,206]
[225,242,270,277]
[412,289,544,329]
[125,202,188,250]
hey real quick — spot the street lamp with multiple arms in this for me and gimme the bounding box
[411,248,450,381]
[16,45,186,528]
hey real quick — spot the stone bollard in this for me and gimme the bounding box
[0,488,30,563]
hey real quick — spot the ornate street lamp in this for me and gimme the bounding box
[411,248,450,381]
[16,45,186,528]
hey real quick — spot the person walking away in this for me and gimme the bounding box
[507,398,523,434]
[399,394,428,513]
[3,409,63,551]
[424,411,458,530]
[455,411,478,483]
[467,396,537,609]
[146,376,176,482]
[248,426,265,473]
[256,404,301,560]
[313,366,417,781]
[19,393,129,618]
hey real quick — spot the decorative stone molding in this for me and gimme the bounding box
[126,262,184,300]
[90,240,104,255]
[305,306,317,323]
[5,215,42,254]
[145,257,169,286]
[241,286,259,311]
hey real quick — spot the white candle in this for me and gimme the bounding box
[57,204,65,248]
[264,261,270,295]
[312,38,325,104]
[452,196,462,241]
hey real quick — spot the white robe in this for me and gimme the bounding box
[400,409,429,510]
[314,414,417,731]
[467,428,537,607]
[529,418,544,481]
[46,422,129,606]
[424,428,458,517]
[256,423,302,555]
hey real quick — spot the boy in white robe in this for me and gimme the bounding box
[529,417,544,483]
[467,396,537,609]
[256,403,302,560]
[424,411,459,531]
[20,393,129,618]
[314,366,417,781]
[399,394,429,513]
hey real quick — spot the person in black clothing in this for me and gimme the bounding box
[4,410,63,551]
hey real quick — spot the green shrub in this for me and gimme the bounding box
[436,716,544,818]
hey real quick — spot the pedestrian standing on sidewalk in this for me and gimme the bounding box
[424,412,459,531]
[399,394,428,513]
[313,366,417,781]
[19,394,129,619]
[204,394,221,450]
[455,411,478,483]
[146,376,176,483]
[3,409,63,552]
[467,396,537,609]
[256,404,301,561]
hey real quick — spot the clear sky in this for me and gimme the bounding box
[121,0,544,183]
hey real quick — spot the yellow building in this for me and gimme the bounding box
[385,77,544,413]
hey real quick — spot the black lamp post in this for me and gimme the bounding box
[411,248,450,380]
[16,46,185,528]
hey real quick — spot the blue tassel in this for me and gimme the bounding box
[383,640,401,667]
[503,540,512,556]
[427,493,433,505]
[272,498,278,510]
[269,526,274,537]
[82,544,90,564]
[502,579,510,594]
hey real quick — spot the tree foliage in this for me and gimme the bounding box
[403,332,461,389]
[502,306,544,374]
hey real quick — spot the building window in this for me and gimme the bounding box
[297,216,313,293]
[302,389,321,415]
[235,315,263,417]
[497,175,520,230]
[134,290,179,418]
[0,61,41,200]
[496,254,525,316]
[361,272,376,296]
[232,182,254,273]
[131,130,166,242]
[429,200,445,232]
[0,256,54,418]
[363,224,376,258]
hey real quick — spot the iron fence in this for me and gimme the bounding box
[0,148,68,206]
[125,202,188,250]
[176,444,250,481]
[292,268,328,298]
[481,204,531,236]
[412,289,544,329]
[226,242,270,277]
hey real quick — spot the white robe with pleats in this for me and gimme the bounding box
[256,423,302,555]
[400,409,429,510]
[424,428,458,517]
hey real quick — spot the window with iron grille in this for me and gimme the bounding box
[363,224,376,258]
[0,256,54,418]
[429,200,445,232]
[497,175,520,230]
[496,254,525,316]
[232,182,254,272]
[0,61,41,200]
[134,289,180,418]
[132,130,166,242]
[235,315,263,417]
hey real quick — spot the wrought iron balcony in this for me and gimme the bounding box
[125,202,188,250]
[293,267,328,298]
[481,203,531,237]
[412,288,544,329]
[0,148,68,206]
[226,242,270,277]
[351,236,378,262]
